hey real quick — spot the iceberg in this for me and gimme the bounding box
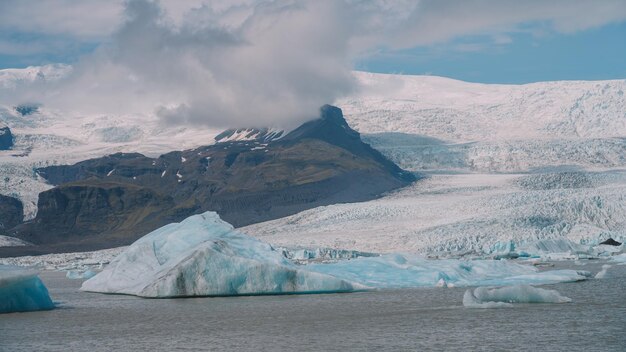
[66,269,97,280]
[306,254,589,288]
[594,265,614,279]
[463,285,572,308]
[611,253,626,264]
[83,212,590,298]
[81,212,359,297]
[0,265,55,314]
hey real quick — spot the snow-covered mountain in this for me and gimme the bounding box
[342,71,626,141]
[0,64,71,89]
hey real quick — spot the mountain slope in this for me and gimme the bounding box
[2,105,414,255]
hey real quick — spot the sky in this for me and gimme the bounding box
[1,0,625,127]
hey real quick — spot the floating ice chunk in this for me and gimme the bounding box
[594,265,612,279]
[0,266,55,313]
[463,289,512,308]
[463,285,571,308]
[611,253,626,264]
[66,269,97,280]
[306,254,589,288]
[81,212,358,297]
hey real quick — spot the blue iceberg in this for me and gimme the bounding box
[0,266,55,314]
[82,212,589,298]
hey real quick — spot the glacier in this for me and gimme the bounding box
[82,212,590,298]
[463,285,572,309]
[243,172,626,256]
[0,265,55,313]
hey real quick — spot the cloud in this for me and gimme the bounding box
[10,0,357,128]
[386,0,626,48]
[2,0,626,127]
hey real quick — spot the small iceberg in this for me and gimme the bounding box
[0,265,55,314]
[66,270,97,280]
[463,285,572,308]
[611,253,626,264]
[594,265,613,279]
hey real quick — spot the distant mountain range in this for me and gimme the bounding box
[0,105,414,255]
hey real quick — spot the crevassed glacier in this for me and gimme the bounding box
[82,212,589,298]
[463,285,572,308]
[0,265,55,313]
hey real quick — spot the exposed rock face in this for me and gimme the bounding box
[0,194,23,231]
[19,183,180,246]
[6,105,415,254]
[599,238,622,246]
[0,127,13,150]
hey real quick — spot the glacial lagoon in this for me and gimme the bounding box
[1,262,624,352]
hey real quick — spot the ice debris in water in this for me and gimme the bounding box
[307,253,589,288]
[66,269,97,280]
[0,265,55,313]
[463,285,572,308]
[82,212,592,298]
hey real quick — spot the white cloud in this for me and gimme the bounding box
[2,0,626,127]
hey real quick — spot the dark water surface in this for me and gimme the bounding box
[1,262,624,351]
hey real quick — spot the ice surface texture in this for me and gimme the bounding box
[81,212,359,297]
[308,254,588,288]
[0,265,54,313]
[66,270,97,280]
[243,172,626,255]
[82,212,588,298]
[463,285,572,308]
